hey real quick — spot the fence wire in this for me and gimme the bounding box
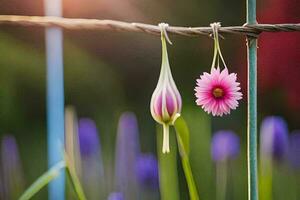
[0,15,300,38]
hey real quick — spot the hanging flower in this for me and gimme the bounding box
[194,22,242,116]
[150,23,182,153]
[195,67,242,116]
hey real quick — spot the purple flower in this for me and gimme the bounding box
[288,131,300,169]
[211,130,240,162]
[78,118,104,199]
[78,118,101,156]
[2,136,19,165]
[107,192,124,200]
[136,153,159,189]
[1,135,24,199]
[115,112,140,199]
[260,116,289,161]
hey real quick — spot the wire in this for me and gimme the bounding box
[0,15,300,38]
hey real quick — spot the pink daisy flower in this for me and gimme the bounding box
[195,67,242,116]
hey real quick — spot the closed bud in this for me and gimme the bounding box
[150,23,182,153]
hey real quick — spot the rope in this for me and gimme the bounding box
[0,15,299,38]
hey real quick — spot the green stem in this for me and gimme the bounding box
[162,124,170,153]
[181,155,199,200]
[157,126,180,200]
[247,0,258,198]
[215,37,227,69]
[211,23,227,70]
[211,35,218,70]
[174,116,200,200]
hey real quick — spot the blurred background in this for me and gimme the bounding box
[0,0,299,199]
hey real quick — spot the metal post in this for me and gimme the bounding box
[44,0,65,199]
[246,0,258,199]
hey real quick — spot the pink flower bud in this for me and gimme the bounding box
[151,79,182,124]
[150,30,182,153]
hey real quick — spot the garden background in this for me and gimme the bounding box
[0,0,299,199]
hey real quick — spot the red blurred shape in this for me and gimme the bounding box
[257,0,300,110]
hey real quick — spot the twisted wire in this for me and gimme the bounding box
[0,15,299,38]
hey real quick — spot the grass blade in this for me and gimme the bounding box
[174,116,200,200]
[65,153,87,200]
[19,161,66,200]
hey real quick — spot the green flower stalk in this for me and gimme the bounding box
[150,23,182,153]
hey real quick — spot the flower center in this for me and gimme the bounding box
[213,87,224,98]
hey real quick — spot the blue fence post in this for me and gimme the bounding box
[246,0,258,199]
[44,0,65,199]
